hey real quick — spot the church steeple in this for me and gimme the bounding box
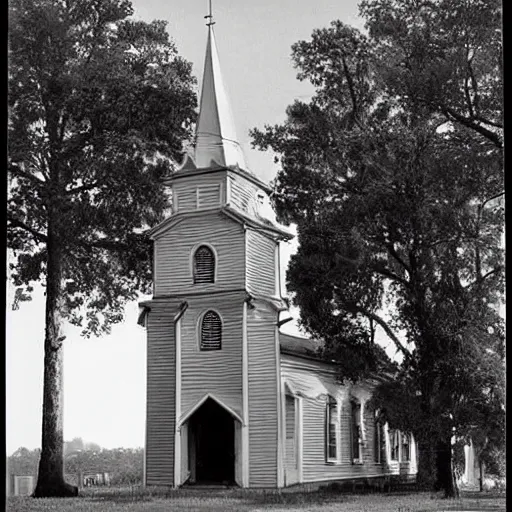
[192,18,247,170]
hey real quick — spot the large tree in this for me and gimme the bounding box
[8,0,196,497]
[251,0,503,498]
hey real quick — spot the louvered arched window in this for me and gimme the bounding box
[193,245,215,284]
[200,310,222,351]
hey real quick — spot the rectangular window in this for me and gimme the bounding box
[326,397,338,462]
[401,432,411,462]
[374,418,385,464]
[390,429,400,461]
[351,401,362,462]
[285,395,295,440]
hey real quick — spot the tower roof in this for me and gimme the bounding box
[189,23,247,171]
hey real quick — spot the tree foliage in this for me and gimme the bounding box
[8,444,145,486]
[8,0,196,336]
[251,0,503,497]
[8,0,196,496]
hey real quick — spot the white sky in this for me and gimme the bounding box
[6,0,373,455]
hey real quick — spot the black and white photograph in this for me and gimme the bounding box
[6,0,504,510]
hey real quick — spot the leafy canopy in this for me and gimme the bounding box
[251,0,503,455]
[8,0,197,336]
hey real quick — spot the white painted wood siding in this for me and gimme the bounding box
[197,183,222,209]
[246,229,277,297]
[154,213,245,296]
[281,356,410,484]
[180,292,244,422]
[173,172,226,213]
[145,300,181,486]
[247,303,279,487]
[229,173,256,214]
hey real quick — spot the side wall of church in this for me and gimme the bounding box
[145,299,182,486]
[281,356,417,484]
[153,213,245,297]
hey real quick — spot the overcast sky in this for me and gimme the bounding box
[6,0,369,455]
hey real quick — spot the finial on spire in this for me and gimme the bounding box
[204,0,215,26]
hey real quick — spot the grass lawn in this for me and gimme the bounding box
[6,488,506,512]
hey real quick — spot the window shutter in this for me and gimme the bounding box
[193,246,215,284]
[200,310,222,350]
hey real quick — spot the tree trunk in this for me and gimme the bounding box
[416,436,437,490]
[435,439,459,498]
[33,233,77,498]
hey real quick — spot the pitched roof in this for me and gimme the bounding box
[279,332,324,360]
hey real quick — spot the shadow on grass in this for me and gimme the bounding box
[82,485,349,506]
[80,484,506,510]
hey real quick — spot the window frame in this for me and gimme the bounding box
[389,429,400,462]
[325,396,339,464]
[374,411,386,464]
[198,309,223,351]
[401,432,411,462]
[351,400,363,464]
[191,243,217,284]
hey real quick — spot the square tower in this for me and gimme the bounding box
[141,20,293,488]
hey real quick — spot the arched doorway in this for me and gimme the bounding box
[188,398,235,485]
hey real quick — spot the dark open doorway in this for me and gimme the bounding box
[188,398,235,485]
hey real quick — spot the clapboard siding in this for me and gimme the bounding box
[154,213,245,296]
[198,183,222,209]
[302,396,389,482]
[229,173,256,214]
[247,303,279,487]
[246,229,276,296]
[174,172,226,214]
[280,357,413,483]
[146,301,181,486]
[180,292,244,421]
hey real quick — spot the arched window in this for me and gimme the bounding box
[200,310,222,351]
[193,245,215,284]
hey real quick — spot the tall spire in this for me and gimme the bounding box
[192,9,247,170]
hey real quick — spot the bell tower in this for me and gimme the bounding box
[142,13,292,489]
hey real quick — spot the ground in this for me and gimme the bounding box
[6,488,506,512]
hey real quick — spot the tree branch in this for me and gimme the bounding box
[464,266,502,289]
[481,192,504,210]
[442,107,503,148]
[385,243,411,274]
[8,215,48,243]
[9,164,46,185]
[341,55,360,127]
[347,303,412,361]
[370,260,410,288]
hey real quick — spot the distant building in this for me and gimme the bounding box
[81,472,110,487]
[6,475,35,496]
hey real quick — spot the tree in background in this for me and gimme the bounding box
[8,444,145,487]
[251,0,503,498]
[8,0,196,497]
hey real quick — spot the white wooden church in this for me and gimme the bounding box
[138,18,419,489]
